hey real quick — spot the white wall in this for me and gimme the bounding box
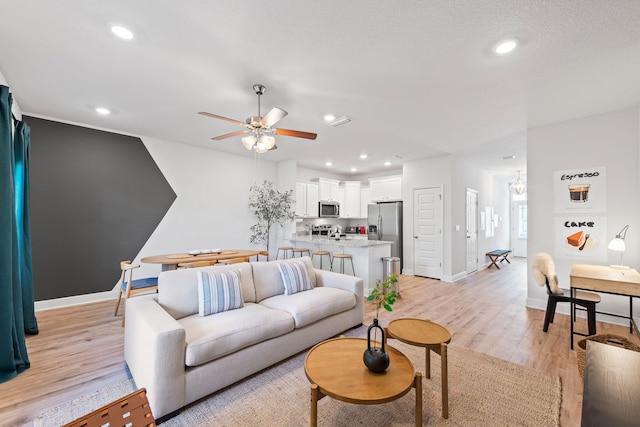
[0,70,23,119]
[134,137,278,279]
[527,107,640,324]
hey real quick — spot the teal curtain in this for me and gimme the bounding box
[0,85,37,384]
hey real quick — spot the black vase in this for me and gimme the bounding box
[363,318,390,373]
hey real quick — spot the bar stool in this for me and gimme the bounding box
[293,247,311,258]
[277,247,294,259]
[331,253,355,275]
[311,251,332,270]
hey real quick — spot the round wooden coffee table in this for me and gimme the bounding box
[304,337,423,426]
[386,318,451,419]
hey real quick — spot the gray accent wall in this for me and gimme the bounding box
[27,116,176,300]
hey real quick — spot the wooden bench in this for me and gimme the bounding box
[486,250,511,269]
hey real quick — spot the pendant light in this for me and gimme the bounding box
[510,170,526,195]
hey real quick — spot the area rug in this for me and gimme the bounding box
[34,338,561,426]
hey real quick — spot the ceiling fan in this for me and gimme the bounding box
[198,84,317,153]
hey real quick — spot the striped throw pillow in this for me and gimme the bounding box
[278,261,313,295]
[197,270,243,316]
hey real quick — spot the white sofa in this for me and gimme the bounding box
[124,256,364,419]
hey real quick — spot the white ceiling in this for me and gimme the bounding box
[1,1,639,180]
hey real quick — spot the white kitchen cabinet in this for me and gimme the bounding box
[315,178,340,201]
[340,181,361,218]
[295,182,319,218]
[369,175,403,202]
[360,186,371,218]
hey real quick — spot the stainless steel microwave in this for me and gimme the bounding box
[319,201,340,218]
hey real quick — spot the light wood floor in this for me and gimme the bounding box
[1,257,638,426]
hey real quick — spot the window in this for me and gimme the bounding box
[517,204,527,239]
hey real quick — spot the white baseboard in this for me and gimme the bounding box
[35,290,118,311]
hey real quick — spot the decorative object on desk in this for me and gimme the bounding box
[607,224,629,269]
[248,180,295,253]
[363,273,398,372]
[509,170,526,195]
[576,333,640,379]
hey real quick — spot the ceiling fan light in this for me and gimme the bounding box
[254,141,269,154]
[260,135,276,150]
[241,135,257,150]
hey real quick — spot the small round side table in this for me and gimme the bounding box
[386,318,451,419]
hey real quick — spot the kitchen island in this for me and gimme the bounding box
[287,235,392,294]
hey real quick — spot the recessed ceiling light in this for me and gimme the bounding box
[323,114,335,122]
[95,107,111,115]
[327,116,351,127]
[494,39,517,55]
[360,154,367,159]
[350,167,357,172]
[384,161,391,166]
[111,25,134,40]
[325,161,333,167]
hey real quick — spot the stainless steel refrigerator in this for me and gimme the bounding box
[367,201,403,266]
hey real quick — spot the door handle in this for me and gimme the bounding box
[414,235,418,239]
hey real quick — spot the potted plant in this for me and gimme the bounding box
[248,180,296,254]
[363,273,398,373]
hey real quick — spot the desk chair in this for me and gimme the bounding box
[531,253,600,335]
[115,261,158,327]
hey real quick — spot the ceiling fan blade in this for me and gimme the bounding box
[273,128,318,140]
[212,130,250,140]
[261,107,288,127]
[198,111,247,126]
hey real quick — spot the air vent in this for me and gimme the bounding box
[328,116,351,127]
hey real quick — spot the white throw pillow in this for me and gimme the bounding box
[197,270,243,316]
[277,261,313,295]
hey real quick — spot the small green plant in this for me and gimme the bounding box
[367,273,398,319]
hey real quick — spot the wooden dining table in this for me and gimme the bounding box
[141,249,263,271]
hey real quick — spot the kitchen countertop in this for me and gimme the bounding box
[289,235,393,248]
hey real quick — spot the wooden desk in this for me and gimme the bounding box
[570,264,640,349]
[142,249,262,271]
[581,340,640,426]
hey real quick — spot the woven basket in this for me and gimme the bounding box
[576,333,640,379]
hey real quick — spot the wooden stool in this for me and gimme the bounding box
[311,251,332,270]
[293,248,311,258]
[277,247,294,259]
[331,253,355,275]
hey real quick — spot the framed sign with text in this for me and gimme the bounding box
[554,216,607,260]
[554,166,606,214]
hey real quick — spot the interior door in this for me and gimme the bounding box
[466,189,478,273]
[413,187,443,279]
